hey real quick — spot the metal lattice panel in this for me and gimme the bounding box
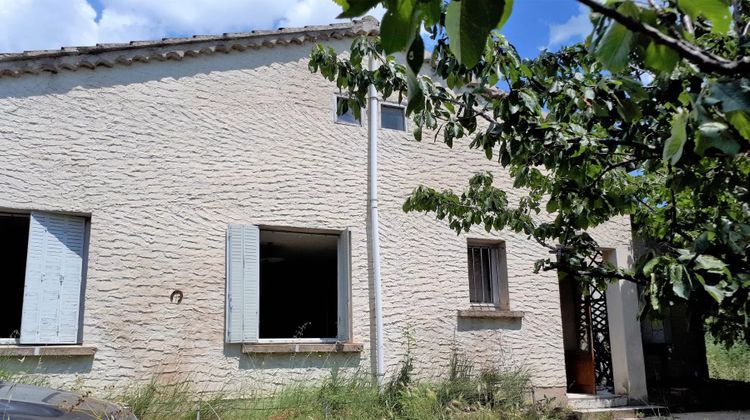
[575,285,614,389]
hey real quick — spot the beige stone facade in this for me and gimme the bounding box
[0,20,640,398]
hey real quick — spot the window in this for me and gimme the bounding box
[467,241,509,309]
[225,225,351,343]
[381,104,406,131]
[333,96,361,126]
[0,213,29,342]
[0,211,88,345]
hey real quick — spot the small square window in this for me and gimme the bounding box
[381,104,406,131]
[334,96,361,125]
[467,242,509,308]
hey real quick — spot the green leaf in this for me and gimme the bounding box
[414,124,423,141]
[381,0,417,54]
[644,42,679,74]
[695,254,727,273]
[695,231,716,253]
[671,264,690,299]
[498,0,513,29]
[703,284,725,303]
[678,0,731,34]
[663,108,688,165]
[650,276,661,311]
[406,70,424,114]
[421,0,442,27]
[708,80,750,113]
[406,34,425,74]
[445,0,510,68]
[337,0,382,18]
[643,256,661,276]
[695,122,740,155]
[616,98,642,122]
[593,1,638,72]
[727,110,750,141]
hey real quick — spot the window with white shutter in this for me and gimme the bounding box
[0,211,88,345]
[225,225,351,344]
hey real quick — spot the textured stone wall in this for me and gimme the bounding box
[0,39,633,395]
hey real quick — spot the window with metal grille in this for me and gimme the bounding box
[467,242,508,307]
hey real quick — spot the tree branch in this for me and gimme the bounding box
[577,0,750,76]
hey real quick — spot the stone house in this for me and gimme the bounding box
[0,17,647,403]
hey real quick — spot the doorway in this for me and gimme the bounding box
[560,275,614,394]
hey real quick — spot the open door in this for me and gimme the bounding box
[560,276,614,394]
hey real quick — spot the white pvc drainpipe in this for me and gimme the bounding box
[367,55,385,389]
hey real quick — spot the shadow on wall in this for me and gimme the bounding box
[222,344,362,371]
[456,317,522,332]
[0,41,340,100]
[0,356,94,377]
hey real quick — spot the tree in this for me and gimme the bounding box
[309,0,750,345]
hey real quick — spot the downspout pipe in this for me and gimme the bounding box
[367,55,385,389]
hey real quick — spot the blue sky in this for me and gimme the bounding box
[0,0,591,57]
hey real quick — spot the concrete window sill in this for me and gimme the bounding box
[0,345,97,357]
[242,343,363,354]
[457,309,525,319]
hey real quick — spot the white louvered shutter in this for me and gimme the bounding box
[337,229,351,342]
[20,212,86,344]
[225,224,260,343]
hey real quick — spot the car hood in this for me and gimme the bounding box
[0,381,136,419]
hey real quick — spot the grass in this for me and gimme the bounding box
[110,352,573,420]
[1,343,571,419]
[0,364,49,387]
[706,334,750,382]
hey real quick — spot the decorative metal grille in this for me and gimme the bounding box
[575,285,614,389]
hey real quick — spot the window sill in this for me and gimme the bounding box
[457,309,525,319]
[0,345,97,357]
[242,342,363,354]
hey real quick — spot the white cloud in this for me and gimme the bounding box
[547,4,592,48]
[0,0,385,53]
[278,0,384,28]
[0,0,100,52]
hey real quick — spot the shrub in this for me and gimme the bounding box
[706,334,750,382]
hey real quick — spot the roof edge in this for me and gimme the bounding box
[0,16,379,79]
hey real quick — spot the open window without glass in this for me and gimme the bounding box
[225,225,351,344]
[0,211,88,345]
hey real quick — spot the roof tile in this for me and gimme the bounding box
[0,16,379,79]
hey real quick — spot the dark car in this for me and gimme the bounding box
[0,381,136,419]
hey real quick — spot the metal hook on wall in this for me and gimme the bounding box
[170,290,183,304]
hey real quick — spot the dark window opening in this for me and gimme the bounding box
[335,97,360,125]
[468,245,494,304]
[259,230,338,339]
[381,104,406,131]
[0,213,29,339]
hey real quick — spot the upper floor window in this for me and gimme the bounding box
[467,241,509,309]
[333,96,361,126]
[381,103,406,131]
